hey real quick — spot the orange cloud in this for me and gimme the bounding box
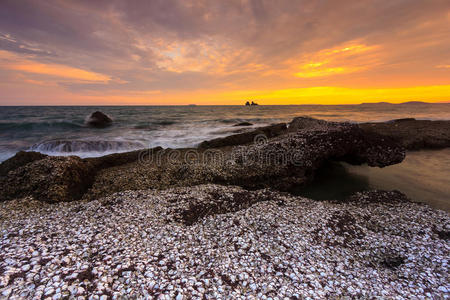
[153,39,267,75]
[292,42,381,78]
[0,50,111,83]
[11,62,110,82]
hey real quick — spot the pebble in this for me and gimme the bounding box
[0,185,448,298]
[21,264,30,272]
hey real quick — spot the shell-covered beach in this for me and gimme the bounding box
[0,185,448,299]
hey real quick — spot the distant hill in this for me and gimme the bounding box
[359,101,435,105]
[399,101,430,105]
[359,102,392,105]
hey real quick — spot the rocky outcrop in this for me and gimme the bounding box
[1,118,406,202]
[359,119,450,150]
[0,151,47,176]
[199,123,287,148]
[85,111,113,128]
[0,147,164,202]
[86,120,405,200]
[0,156,95,203]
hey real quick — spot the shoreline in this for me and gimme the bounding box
[0,117,449,298]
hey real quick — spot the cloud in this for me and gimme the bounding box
[0,0,449,104]
[292,42,381,78]
[9,61,110,83]
[0,50,111,83]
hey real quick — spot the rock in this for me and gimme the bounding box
[0,147,163,202]
[287,116,330,132]
[199,123,287,148]
[0,156,95,202]
[86,146,163,169]
[85,111,112,128]
[0,151,47,176]
[233,122,253,127]
[359,119,450,150]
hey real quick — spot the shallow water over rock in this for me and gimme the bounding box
[294,149,450,211]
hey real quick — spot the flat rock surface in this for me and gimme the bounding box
[359,119,450,150]
[0,185,448,298]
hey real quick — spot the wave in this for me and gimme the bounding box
[30,139,146,153]
[203,118,272,124]
[133,120,177,129]
[310,114,343,118]
[153,120,177,126]
[0,121,84,131]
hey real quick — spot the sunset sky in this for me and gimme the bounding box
[1,0,449,105]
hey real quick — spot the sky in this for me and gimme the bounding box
[0,0,449,105]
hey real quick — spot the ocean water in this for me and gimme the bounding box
[0,103,449,209]
[1,103,449,161]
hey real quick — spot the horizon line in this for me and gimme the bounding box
[0,101,449,107]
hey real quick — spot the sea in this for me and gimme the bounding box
[0,103,449,210]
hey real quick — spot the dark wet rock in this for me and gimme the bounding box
[0,156,95,202]
[199,123,287,148]
[0,151,47,176]
[233,122,253,127]
[359,119,450,150]
[85,111,113,128]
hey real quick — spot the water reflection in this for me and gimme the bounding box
[293,149,450,211]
